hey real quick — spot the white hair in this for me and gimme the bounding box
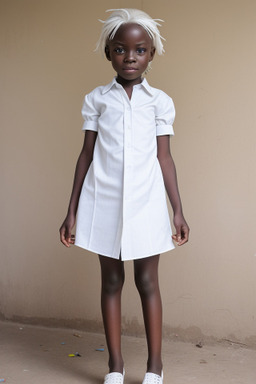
[96,8,165,56]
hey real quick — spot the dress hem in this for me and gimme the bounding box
[74,242,175,261]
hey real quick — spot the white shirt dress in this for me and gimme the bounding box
[75,78,176,261]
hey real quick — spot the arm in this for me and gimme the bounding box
[157,135,189,246]
[59,130,98,247]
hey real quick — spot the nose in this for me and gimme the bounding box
[124,50,136,62]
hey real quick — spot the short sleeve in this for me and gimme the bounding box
[81,92,100,132]
[155,92,176,136]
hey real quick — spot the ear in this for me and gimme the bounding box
[149,47,156,62]
[105,46,111,61]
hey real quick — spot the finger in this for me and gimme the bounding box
[70,234,75,244]
[65,233,75,246]
[61,235,70,247]
[178,227,189,246]
[60,227,71,247]
[172,234,178,242]
[177,238,188,246]
[172,233,182,244]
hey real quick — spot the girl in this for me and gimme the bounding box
[60,8,189,384]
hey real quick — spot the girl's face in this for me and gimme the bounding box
[105,23,155,86]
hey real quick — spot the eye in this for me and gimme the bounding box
[114,47,125,54]
[137,47,146,54]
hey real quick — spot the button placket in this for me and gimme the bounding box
[119,89,134,258]
[123,103,133,202]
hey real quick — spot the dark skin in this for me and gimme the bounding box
[105,23,156,99]
[60,23,189,377]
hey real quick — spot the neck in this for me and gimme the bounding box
[116,75,143,89]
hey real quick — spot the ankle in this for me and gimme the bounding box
[108,358,124,374]
[147,360,163,376]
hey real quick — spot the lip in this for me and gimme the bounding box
[123,67,138,72]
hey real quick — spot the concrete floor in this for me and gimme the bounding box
[1,321,256,384]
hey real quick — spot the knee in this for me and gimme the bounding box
[134,270,158,297]
[102,271,125,295]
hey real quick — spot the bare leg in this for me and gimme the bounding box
[99,255,125,374]
[134,255,163,376]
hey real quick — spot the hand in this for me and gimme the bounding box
[59,213,76,247]
[172,213,190,246]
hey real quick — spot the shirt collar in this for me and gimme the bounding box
[101,77,153,96]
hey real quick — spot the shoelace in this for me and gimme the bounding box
[104,372,124,384]
[143,372,163,384]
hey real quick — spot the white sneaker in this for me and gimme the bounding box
[104,370,125,384]
[142,371,163,384]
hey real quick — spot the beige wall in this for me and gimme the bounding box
[1,0,256,345]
